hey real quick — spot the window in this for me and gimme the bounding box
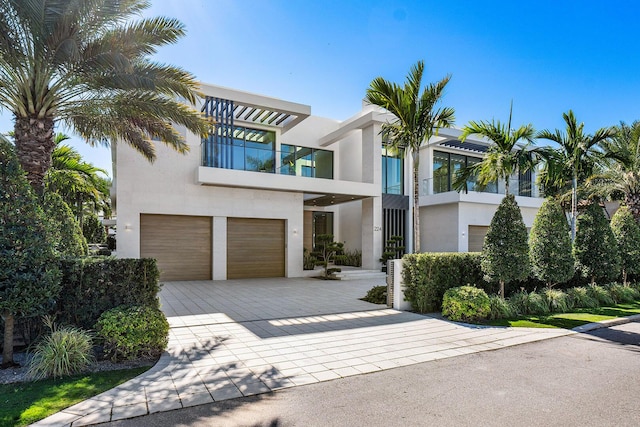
[433,150,498,194]
[280,144,333,179]
[203,125,275,173]
[382,145,403,194]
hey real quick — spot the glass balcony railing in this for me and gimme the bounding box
[201,143,334,179]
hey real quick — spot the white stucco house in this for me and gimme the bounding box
[113,83,544,281]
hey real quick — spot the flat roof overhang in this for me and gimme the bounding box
[199,83,311,134]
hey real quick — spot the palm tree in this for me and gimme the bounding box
[454,103,536,196]
[46,133,111,226]
[365,60,455,253]
[0,0,208,195]
[537,110,616,240]
[592,121,640,219]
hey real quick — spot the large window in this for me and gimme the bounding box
[204,125,276,172]
[382,146,403,194]
[281,144,333,179]
[433,150,498,194]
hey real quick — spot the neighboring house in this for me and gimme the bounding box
[113,83,544,281]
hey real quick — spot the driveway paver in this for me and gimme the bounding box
[32,277,572,426]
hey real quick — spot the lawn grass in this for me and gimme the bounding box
[485,301,640,329]
[0,366,150,427]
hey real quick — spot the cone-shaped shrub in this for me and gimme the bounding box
[529,198,574,287]
[610,206,640,285]
[574,202,621,284]
[44,192,88,256]
[481,194,530,298]
[0,139,61,367]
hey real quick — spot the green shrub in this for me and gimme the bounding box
[607,283,638,304]
[56,257,161,329]
[442,286,490,322]
[529,198,574,287]
[566,287,599,309]
[574,202,621,284]
[0,139,62,367]
[303,248,317,270]
[482,194,531,298]
[43,192,88,256]
[83,212,106,244]
[509,290,550,315]
[335,249,362,267]
[542,288,569,313]
[587,284,614,306]
[96,305,169,362]
[27,318,94,380]
[610,206,640,285]
[402,252,491,313]
[488,295,516,320]
[362,285,387,304]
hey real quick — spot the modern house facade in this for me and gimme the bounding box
[113,83,544,281]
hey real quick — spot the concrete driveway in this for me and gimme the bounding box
[34,277,570,427]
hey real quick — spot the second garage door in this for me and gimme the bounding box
[227,218,285,279]
[140,214,212,281]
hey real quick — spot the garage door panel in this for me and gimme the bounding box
[228,218,285,279]
[140,214,212,281]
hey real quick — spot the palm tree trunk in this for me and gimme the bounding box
[1,311,16,368]
[504,176,510,196]
[625,192,640,222]
[13,115,56,195]
[413,152,420,253]
[571,174,577,241]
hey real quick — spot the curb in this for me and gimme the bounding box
[571,313,640,333]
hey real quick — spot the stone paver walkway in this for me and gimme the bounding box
[33,278,571,426]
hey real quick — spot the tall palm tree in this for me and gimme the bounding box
[455,104,536,196]
[0,0,208,195]
[592,121,640,219]
[537,110,616,240]
[365,60,455,253]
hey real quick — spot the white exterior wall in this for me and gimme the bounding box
[116,131,304,279]
[420,192,543,252]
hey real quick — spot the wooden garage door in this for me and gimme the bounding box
[140,214,212,281]
[227,218,285,279]
[468,225,489,252]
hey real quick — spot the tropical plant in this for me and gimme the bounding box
[46,133,111,223]
[455,103,535,196]
[541,288,569,313]
[610,206,640,285]
[529,198,574,287]
[43,192,88,256]
[27,317,94,380]
[591,121,640,219]
[0,0,209,195]
[481,194,530,298]
[565,287,599,309]
[508,290,549,315]
[586,284,615,306]
[365,60,455,252]
[536,111,617,239]
[488,295,516,320]
[607,283,639,304]
[573,202,621,284]
[0,138,61,367]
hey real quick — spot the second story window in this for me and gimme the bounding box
[382,145,403,194]
[280,145,333,179]
[204,125,276,173]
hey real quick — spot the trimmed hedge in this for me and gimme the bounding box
[402,253,493,313]
[55,257,161,329]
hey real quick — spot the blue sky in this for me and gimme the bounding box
[2,0,639,177]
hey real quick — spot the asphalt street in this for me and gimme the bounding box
[100,321,640,427]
